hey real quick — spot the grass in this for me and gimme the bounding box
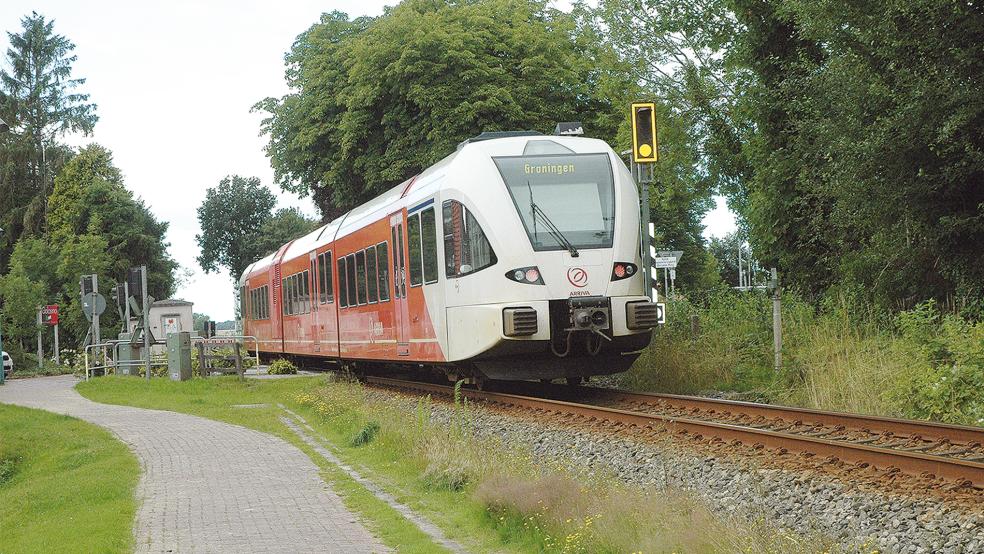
[78,374,828,553]
[624,290,984,426]
[0,403,138,553]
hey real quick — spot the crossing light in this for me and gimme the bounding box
[631,102,658,163]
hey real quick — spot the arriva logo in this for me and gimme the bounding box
[567,267,588,288]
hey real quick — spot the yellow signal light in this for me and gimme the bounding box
[631,102,658,163]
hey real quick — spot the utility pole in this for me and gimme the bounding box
[92,274,101,347]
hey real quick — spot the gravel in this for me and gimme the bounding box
[367,389,984,554]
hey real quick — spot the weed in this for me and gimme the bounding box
[351,421,381,446]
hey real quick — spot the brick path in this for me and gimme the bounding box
[0,376,387,553]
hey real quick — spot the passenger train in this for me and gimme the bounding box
[240,130,662,383]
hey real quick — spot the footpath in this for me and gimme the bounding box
[0,375,387,553]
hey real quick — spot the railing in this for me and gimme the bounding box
[84,335,260,381]
[191,335,260,368]
[84,340,162,381]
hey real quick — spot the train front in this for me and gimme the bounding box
[445,134,662,382]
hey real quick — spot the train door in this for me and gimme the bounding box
[389,211,410,356]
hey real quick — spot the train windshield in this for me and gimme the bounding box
[494,153,615,251]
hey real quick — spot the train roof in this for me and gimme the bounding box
[241,134,614,285]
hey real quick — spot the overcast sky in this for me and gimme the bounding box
[1,1,735,321]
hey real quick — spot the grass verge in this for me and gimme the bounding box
[78,375,827,553]
[0,403,138,553]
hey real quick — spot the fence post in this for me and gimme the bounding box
[233,343,243,380]
[771,267,782,372]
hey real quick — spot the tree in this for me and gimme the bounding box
[255,208,320,258]
[0,12,96,260]
[256,1,623,218]
[196,175,278,280]
[731,0,984,307]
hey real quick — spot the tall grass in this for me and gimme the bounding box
[625,290,984,425]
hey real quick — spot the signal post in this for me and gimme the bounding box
[630,102,658,300]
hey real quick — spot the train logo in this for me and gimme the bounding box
[567,267,588,288]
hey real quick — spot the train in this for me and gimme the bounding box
[240,129,662,384]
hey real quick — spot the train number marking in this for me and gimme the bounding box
[567,267,588,288]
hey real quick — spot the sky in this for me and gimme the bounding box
[1,1,735,321]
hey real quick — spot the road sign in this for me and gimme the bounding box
[82,293,107,322]
[41,305,59,326]
[653,257,678,269]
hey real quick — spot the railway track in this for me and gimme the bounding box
[364,376,984,490]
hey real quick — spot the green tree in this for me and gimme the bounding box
[0,12,97,242]
[256,1,621,218]
[196,175,278,280]
[255,208,320,259]
[731,0,984,307]
[0,271,45,355]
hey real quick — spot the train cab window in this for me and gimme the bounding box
[355,250,368,305]
[319,251,334,304]
[421,207,439,284]
[346,253,357,307]
[408,213,423,286]
[366,245,378,303]
[338,257,348,308]
[377,242,390,301]
[443,200,497,277]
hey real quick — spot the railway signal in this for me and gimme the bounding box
[631,102,658,163]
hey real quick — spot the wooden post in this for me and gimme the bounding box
[197,343,207,378]
[233,343,243,380]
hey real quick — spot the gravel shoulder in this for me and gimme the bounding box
[368,387,984,554]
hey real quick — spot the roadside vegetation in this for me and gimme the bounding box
[627,289,984,426]
[78,375,824,553]
[0,404,138,553]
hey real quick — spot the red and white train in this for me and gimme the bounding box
[240,131,662,382]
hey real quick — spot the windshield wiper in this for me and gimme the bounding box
[528,181,579,257]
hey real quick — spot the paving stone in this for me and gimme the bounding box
[0,376,388,553]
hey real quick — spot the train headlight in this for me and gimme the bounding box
[611,262,638,281]
[505,266,545,285]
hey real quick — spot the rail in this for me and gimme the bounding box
[365,376,984,489]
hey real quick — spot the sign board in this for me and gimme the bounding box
[82,292,107,322]
[654,250,684,262]
[655,302,667,325]
[41,305,59,326]
[653,257,678,269]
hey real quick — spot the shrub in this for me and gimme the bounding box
[268,358,298,375]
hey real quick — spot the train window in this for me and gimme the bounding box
[263,287,267,319]
[366,245,378,303]
[310,260,317,307]
[346,253,357,307]
[292,274,300,315]
[302,270,311,314]
[392,228,402,298]
[421,207,439,284]
[355,250,368,305]
[377,242,390,301]
[281,279,287,315]
[338,256,348,308]
[287,275,295,316]
[319,252,334,304]
[443,200,497,277]
[408,213,423,286]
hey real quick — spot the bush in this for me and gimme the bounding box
[267,358,298,375]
